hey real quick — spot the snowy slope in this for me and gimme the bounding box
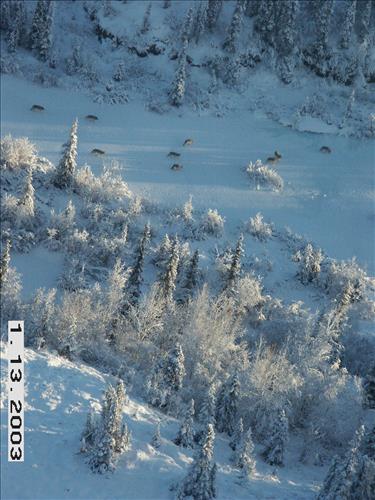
[0,343,324,500]
[1,75,374,277]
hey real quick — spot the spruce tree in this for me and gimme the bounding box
[113,62,126,82]
[160,236,180,304]
[170,42,187,107]
[229,417,243,451]
[6,1,22,53]
[182,249,199,300]
[226,233,244,294]
[80,410,96,452]
[177,423,217,500]
[223,0,245,53]
[140,3,152,34]
[30,0,54,61]
[245,0,260,17]
[364,364,375,408]
[235,427,256,480]
[215,374,240,436]
[193,2,207,44]
[175,399,195,448]
[127,223,151,305]
[205,0,223,32]
[262,408,289,466]
[356,0,372,44]
[54,119,78,189]
[199,384,217,426]
[312,0,334,65]
[255,0,277,48]
[181,7,194,44]
[0,240,11,288]
[18,169,35,218]
[0,1,11,32]
[276,0,299,83]
[163,0,171,8]
[340,0,357,49]
[151,422,162,448]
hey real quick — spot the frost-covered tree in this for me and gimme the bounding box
[160,236,180,304]
[235,427,256,480]
[140,2,152,34]
[87,383,131,473]
[223,0,245,53]
[199,384,217,427]
[53,119,78,189]
[313,0,334,57]
[113,62,126,82]
[182,249,199,300]
[276,0,299,83]
[147,344,185,412]
[225,234,244,294]
[340,0,357,49]
[364,364,375,408]
[6,1,25,53]
[151,422,162,448]
[0,239,11,288]
[294,243,323,285]
[163,0,171,8]
[255,0,277,48]
[80,410,96,452]
[181,7,194,44]
[0,1,11,32]
[175,399,195,448]
[317,425,375,500]
[193,1,207,44]
[18,169,35,218]
[170,42,187,107]
[215,374,240,436]
[230,417,243,451]
[205,0,223,32]
[245,0,259,17]
[356,0,372,44]
[30,0,54,62]
[177,423,217,500]
[27,287,56,349]
[262,408,288,466]
[127,223,151,305]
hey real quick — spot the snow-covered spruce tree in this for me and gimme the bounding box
[364,425,375,458]
[177,423,217,500]
[294,243,323,285]
[80,410,97,452]
[305,0,333,75]
[113,61,125,82]
[356,0,372,44]
[235,427,256,480]
[88,383,131,473]
[181,7,194,45]
[147,344,185,412]
[163,0,171,9]
[6,0,23,53]
[276,0,299,84]
[0,239,11,288]
[127,222,151,305]
[223,0,245,53]
[199,384,217,426]
[317,425,374,500]
[182,249,199,301]
[262,408,288,466]
[175,399,195,448]
[340,0,357,49]
[30,0,54,62]
[0,0,11,32]
[255,0,277,48]
[364,364,375,409]
[151,422,162,448]
[215,374,240,436]
[27,287,56,349]
[193,2,207,44]
[245,0,260,17]
[205,0,223,32]
[229,417,243,451]
[140,2,152,35]
[225,233,244,295]
[53,119,78,189]
[18,169,35,218]
[169,42,187,107]
[160,236,180,304]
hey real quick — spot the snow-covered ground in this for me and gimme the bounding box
[0,344,324,500]
[2,75,374,277]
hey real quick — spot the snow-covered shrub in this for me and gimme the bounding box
[0,135,37,170]
[246,160,284,191]
[75,162,132,203]
[293,243,324,285]
[235,274,265,324]
[26,288,57,349]
[324,258,367,301]
[247,212,273,241]
[200,209,225,237]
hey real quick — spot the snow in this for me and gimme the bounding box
[2,75,374,276]
[0,344,324,500]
